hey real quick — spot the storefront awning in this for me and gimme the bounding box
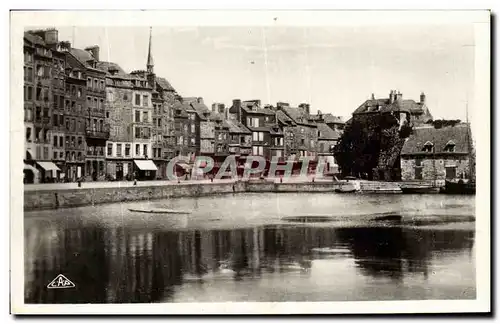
[134,160,158,171]
[36,161,60,171]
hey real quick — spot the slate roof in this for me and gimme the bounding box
[173,102,190,118]
[24,32,46,46]
[276,110,295,126]
[226,120,251,134]
[316,123,341,140]
[280,107,316,127]
[401,123,472,155]
[353,98,428,115]
[156,77,175,92]
[309,113,344,124]
[95,61,128,77]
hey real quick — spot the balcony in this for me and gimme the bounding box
[85,127,110,140]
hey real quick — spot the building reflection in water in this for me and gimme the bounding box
[24,222,475,303]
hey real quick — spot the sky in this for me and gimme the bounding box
[54,25,475,124]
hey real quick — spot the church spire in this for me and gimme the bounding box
[147,26,154,73]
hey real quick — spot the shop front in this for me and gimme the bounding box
[133,160,158,181]
[35,161,61,183]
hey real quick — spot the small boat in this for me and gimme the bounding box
[128,208,191,214]
[334,187,357,193]
[400,184,441,194]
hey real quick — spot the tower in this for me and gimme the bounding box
[146,27,154,74]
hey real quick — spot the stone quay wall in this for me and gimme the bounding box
[24,181,344,211]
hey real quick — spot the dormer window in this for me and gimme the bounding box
[445,140,456,153]
[422,141,434,153]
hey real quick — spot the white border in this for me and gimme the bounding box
[10,10,491,315]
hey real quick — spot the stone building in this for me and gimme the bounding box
[226,119,252,159]
[277,102,318,160]
[172,97,198,166]
[23,29,62,183]
[98,61,136,180]
[211,104,231,163]
[72,47,108,181]
[400,123,474,184]
[229,99,276,160]
[352,90,433,126]
[193,102,215,156]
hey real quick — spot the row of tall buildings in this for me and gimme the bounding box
[23,28,345,183]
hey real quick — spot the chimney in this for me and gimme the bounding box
[43,28,58,47]
[299,103,310,115]
[197,97,204,104]
[276,102,289,110]
[211,103,217,112]
[420,92,426,104]
[371,93,375,100]
[317,110,322,116]
[395,91,403,103]
[389,90,395,103]
[84,45,100,62]
[218,103,225,114]
[232,99,242,124]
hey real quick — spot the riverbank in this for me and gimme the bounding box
[25,180,353,211]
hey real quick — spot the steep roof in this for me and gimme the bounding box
[401,123,472,155]
[95,61,128,77]
[172,102,190,118]
[24,32,45,46]
[280,107,316,127]
[316,123,341,140]
[353,97,428,115]
[156,77,175,92]
[226,119,250,134]
[309,113,345,124]
[276,110,295,126]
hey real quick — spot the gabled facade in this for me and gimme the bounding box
[400,123,474,183]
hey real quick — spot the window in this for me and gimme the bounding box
[143,111,148,123]
[414,166,423,180]
[445,166,457,179]
[77,137,83,148]
[116,144,122,157]
[100,99,104,110]
[106,112,110,118]
[107,143,113,156]
[53,151,57,160]
[158,148,162,158]
[77,88,82,98]
[43,147,48,160]
[94,79,98,89]
[258,132,264,142]
[87,77,92,88]
[143,144,148,157]
[59,136,63,147]
[190,138,195,145]
[123,93,128,101]
[53,136,58,147]
[136,144,140,155]
[94,98,98,109]
[143,95,149,107]
[423,141,434,153]
[87,97,92,108]
[100,80,104,90]
[59,115,64,126]
[191,124,195,133]
[415,158,422,167]
[276,150,283,158]
[135,111,141,123]
[158,118,162,127]
[125,144,131,157]
[135,94,141,106]
[445,140,456,153]
[25,127,32,142]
